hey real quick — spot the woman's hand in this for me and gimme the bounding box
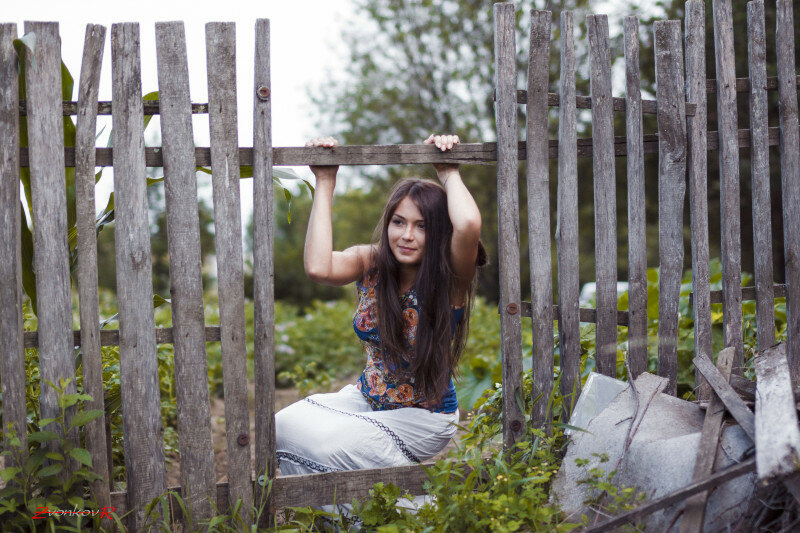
[424,133,460,184]
[306,136,339,183]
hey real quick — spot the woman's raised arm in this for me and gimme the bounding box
[303,137,373,286]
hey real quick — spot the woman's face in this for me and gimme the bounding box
[388,196,426,268]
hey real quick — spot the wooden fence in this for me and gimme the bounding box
[1,0,800,530]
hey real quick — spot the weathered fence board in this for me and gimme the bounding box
[747,0,776,352]
[556,10,581,417]
[527,10,554,433]
[776,0,800,381]
[205,21,254,518]
[588,14,618,379]
[623,16,647,380]
[654,20,687,396]
[714,0,744,374]
[685,0,712,402]
[24,21,78,438]
[74,22,110,506]
[156,21,217,525]
[111,22,168,530]
[252,18,277,525]
[494,2,525,446]
[0,23,26,451]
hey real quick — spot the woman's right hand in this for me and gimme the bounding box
[306,136,339,183]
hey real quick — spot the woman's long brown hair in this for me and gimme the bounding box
[372,178,486,404]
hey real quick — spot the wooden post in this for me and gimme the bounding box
[654,20,687,396]
[0,23,26,452]
[685,0,712,401]
[206,21,254,519]
[155,21,217,526]
[623,16,647,380]
[111,22,168,530]
[75,22,110,508]
[587,14,617,379]
[556,11,581,418]
[776,0,800,382]
[252,18,277,526]
[713,0,744,374]
[493,2,525,446]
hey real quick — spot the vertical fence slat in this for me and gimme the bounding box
[623,16,647,380]
[206,21,254,516]
[713,0,744,374]
[156,21,217,525]
[685,0,712,401]
[747,0,776,351]
[0,24,26,451]
[253,18,276,526]
[527,10,553,432]
[556,11,581,417]
[493,2,524,446]
[111,22,167,530]
[655,20,687,397]
[587,14,617,378]
[23,21,77,434]
[776,0,800,381]
[75,23,110,507]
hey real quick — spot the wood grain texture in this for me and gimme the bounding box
[205,21,253,518]
[494,2,525,447]
[251,18,277,526]
[747,1,776,352]
[23,21,78,438]
[556,10,581,418]
[623,16,647,380]
[693,352,755,439]
[588,14,617,379]
[776,0,800,381]
[654,21,687,396]
[685,0,713,402]
[156,22,217,525]
[74,23,110,507]
[19,100,209,116]
[110,22,167,530]
[0,24,26,452]
[527,10,554,433]
[24,325,223,349]
[679,347,734,533]
[713,0,744,374]
[754,343,800,481]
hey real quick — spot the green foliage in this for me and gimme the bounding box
[575,453,646,526]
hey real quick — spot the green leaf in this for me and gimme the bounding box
[45,452,64,461]
[37,463,63,478]
[68,496,84,509]
[273,167,302,181]
[0,467,21,483]
[69,409,104,431]
[37,418,57,428]
[24,453,46,473]
[68,448,92,468]
[27,431,58,444]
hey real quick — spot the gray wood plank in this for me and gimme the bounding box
[494,2,525,446]
[587,14,617,379]
[0,24,26,453]
[556,10,581,418]
[206,21,254,518]
[23,21,78,439]
[623,16,647,380]
[251,18,277,525]
[685,0,713,402]
[776,0,800,381]
[74,22,110,507]
[155,21,217,526]
[713,0,744,374]
[24,326,224,349]
[110,22,167,530]
[754,343,800,481]
[693,352,755,439]
[19,100,209,116]
[679,347,735,533]
[747,1,776,352]
[654,20,687,396]
[527,10,553,433]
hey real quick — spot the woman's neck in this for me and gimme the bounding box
[397,266,418,294]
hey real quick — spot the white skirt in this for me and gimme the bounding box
[275,384,459,475]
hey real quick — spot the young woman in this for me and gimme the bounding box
[275,134,484,476]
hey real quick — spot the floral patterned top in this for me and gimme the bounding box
[354,269,460,413]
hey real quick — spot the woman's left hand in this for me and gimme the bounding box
[424,134,460,182]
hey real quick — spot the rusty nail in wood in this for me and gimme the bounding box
[257,86,271,100]
[511,420,522,432]
[506,303,519,315]
[237,434,250,446]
